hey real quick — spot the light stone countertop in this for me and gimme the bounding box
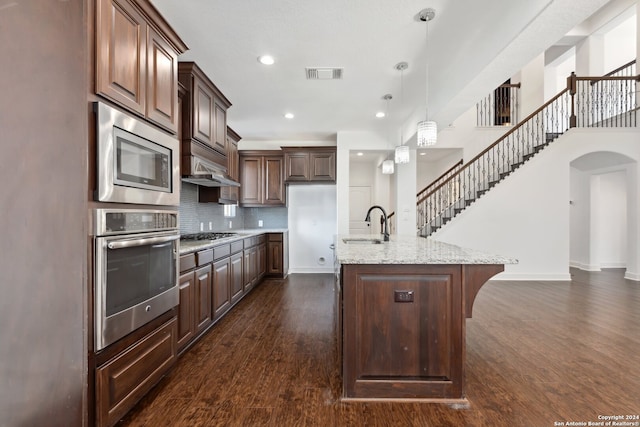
[335,234,518,265]
[179,228,288,255]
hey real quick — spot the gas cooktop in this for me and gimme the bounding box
[180,232,238,241]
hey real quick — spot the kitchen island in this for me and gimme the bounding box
[334,235,517,402]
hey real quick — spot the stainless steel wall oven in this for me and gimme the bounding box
[93,209,179,351]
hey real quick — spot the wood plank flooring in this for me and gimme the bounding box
[119,269,640,426]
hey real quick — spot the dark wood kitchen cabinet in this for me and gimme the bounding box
[198,126,241,204]
[212,257,231,320]
[194,264,212,334]
[282,147,336,183]
[177,269,195,350]
[230,251,244,304]
[179,62,232,157]
[239,151,286,207]
[95,0,187,134]
[266,232,289,278]
[95,317,177,427]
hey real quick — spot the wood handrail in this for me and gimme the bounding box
[416,159,464,197]
[417,87,571,206]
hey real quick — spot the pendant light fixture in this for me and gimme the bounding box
[381,94,395,174]
[416,8,437,147]
[394,62,410,164]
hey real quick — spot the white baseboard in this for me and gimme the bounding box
[569,261,601,271]
[288,267,333,274]
[600,262,627,269]
[624,271,640,281]
[491,272,572,281]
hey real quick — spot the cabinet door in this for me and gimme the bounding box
[310,151,336,181]
[264,156,285,205]
[212,258,231,319]
[193,76,215,147]
[194,265,212,334]
[239,156,263,205]
[243,247,258,292]
[96,0,147,115]
[342,264,463,399]
[213,101,227,155]
[267,241,283,276]
[177,271,195,351]
[258,243,267,279]
[146,26,178,133]
[284,152,310,181]
[230,252,244,304]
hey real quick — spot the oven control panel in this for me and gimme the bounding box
[94,209,178,236]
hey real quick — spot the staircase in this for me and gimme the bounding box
[418,69,639,237]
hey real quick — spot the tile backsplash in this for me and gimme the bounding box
[179,182,288,233]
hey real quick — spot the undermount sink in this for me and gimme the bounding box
[342,238,383,244]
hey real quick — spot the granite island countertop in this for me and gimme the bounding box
[179,228,288,255]
[335,234,518,265]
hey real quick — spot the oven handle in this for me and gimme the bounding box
[107,234,179,250]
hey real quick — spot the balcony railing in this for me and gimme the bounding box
[476,83,521,127]
[419,71,639,237]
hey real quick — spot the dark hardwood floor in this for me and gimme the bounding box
[119,269,640,426]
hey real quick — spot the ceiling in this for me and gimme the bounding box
[151,0,616,142]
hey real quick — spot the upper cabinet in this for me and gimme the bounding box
[178,62,232,157]
[95,0,187,134]
[198,127,241,205]
[282,147,336,184]
[239,151,286,207]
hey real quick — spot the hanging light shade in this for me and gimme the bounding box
[417,120,438,147]
[416,8,437,148]
[382,159,395,174]
[395,145,410,164]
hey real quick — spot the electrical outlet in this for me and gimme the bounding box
[258,220,263,227]
[229,220,232,229]
[208,222,212,230]
[200,222,204,232]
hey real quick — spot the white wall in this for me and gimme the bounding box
[287,185,337,273]
[593,170,628,268]
[433,128,640,281]
[417,150,463,191]
[512,53,545,118]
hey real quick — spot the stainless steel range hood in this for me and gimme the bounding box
[181,155,240,187]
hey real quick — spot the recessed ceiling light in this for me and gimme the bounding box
[258,55,275,65]
[284,112,294,119]
[357,152,364,156]
[375,112,385,118]
[419,152,427,156]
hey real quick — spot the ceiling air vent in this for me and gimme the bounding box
[305,67,343,80]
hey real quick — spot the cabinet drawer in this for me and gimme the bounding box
[196,249,213,266]
[268,233,283,242]
[179,253,196,273]
[95,317,177,427]
[257,234,266,244]
[213,243,231,260]
[243,237,257,249]
[231,240,244,254]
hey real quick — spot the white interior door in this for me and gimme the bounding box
[349,186,372,234]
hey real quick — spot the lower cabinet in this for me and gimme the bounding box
[212,257,231,319]
[95,317,177,427]
[266,232,288,278]
[177,271,195,350]
[194,264,212,334]
[177,235,272,353]
[230,251,244,304]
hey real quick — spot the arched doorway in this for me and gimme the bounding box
[570,151,636,275]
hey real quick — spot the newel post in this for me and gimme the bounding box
[568,72,577,128]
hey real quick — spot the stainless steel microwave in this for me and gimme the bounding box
[94,102,180,206]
